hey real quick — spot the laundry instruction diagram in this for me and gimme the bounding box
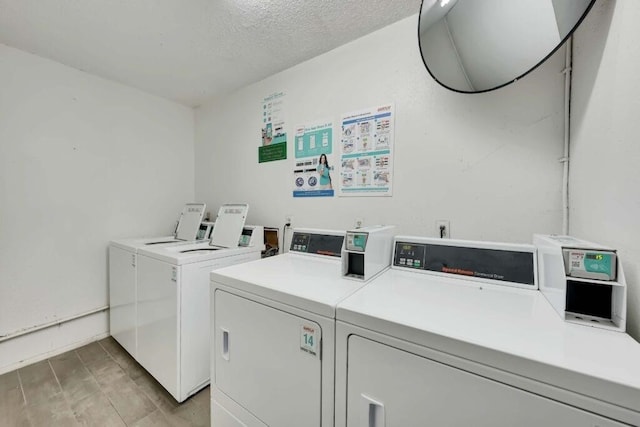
[339,103,394,197]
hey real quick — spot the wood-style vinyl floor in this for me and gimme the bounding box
[0,337,210,426]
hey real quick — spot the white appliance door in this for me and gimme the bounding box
[346,335,626,427]
[108,245,137,357]
[176,203,206,241]
[210,204,248,248]
[214,290,322,427]
[137,256,179,400]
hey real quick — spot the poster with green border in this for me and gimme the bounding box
[259,142,287,163]
[259,91,287,163]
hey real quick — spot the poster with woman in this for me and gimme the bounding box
[292,121,335,197]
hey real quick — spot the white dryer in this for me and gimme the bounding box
[209,227,395,427]
[334,236,640,427]
[108,202,206,357]
[136,204,261,402]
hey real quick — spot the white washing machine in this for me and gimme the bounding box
[209,227,395,427]
[334,236,640,427]
[136,204,261,402]
[108,202,206,357]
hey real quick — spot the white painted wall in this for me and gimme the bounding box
[195,15,566,245]
[571,0,640,340]
[0,44,195,373]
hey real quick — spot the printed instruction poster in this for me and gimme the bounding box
[292,121,335,197]
[339,103,394,196]
[259,91,287,163]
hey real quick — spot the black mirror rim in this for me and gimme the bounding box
[417,0,598,94]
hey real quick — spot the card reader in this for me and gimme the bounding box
[563,249,616,281]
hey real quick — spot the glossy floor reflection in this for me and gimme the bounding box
[0,337,210,426]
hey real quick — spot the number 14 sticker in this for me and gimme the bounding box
[300,324,319,357]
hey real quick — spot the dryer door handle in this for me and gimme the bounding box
[361,394,385,427]
[221,328,230,361]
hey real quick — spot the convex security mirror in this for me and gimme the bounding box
[418,0,596,93]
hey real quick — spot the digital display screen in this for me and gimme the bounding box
[394,243,426,269]
[346,232,368,252]
[290,233,311,252]
[197,224,208,239]
[238,227,254,246]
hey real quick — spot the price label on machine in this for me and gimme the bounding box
[563,249,616,280]
[300,324,319,357]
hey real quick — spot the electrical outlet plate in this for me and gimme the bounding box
[436,220,450,239]
[355,217,364,229]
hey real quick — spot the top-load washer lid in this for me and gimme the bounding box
[137,239,261,265]
[209,204,249,249]
[175,203,207,241]
[180,247,221,253]
[110,236,184,252]
[144,238,180,245]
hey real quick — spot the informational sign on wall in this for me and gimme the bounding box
[339,103,394,196]
[292,121,335,198]
[259,91,287,163]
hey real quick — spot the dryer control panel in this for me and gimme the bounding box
[393,239,536,288]
[290,232,344,257]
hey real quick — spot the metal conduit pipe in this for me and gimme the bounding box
[561,36,573,235]
[0,306,109,343]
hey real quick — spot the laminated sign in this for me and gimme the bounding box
[300,324,319,357]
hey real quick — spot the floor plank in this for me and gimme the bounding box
[3,337,211,427]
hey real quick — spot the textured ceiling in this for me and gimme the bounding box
[0,0,421,106]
